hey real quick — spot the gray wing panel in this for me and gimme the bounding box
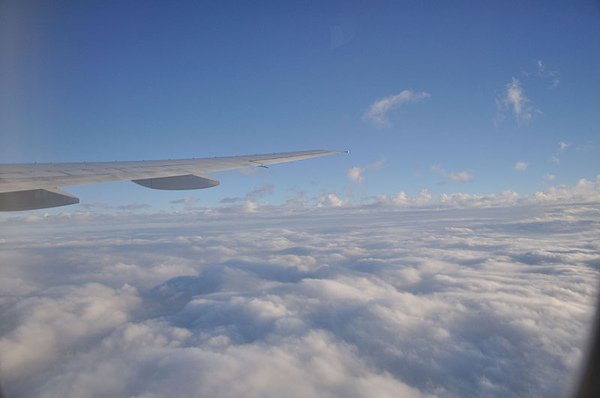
[132,175,219,190]
[0,189,79,211]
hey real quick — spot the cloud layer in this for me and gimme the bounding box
[1,195,599,397]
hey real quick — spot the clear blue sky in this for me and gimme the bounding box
[1,1,599,209]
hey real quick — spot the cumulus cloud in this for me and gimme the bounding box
[0,284,140,384]
[346,166,365,183]
[374,189,435,207]
[346,158,385,183]
[1,198,598,398]
[363,90,430,127]
[559,141,570,152]
[496,78,536,124]
[532,175,600,204]
[316,193,347,208]
[373,189,520,209]
[514,161,528,171]
[369,175,600,209]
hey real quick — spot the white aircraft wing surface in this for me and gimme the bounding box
[0,150,340,211]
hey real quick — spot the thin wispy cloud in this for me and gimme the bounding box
[346,166,365,183]
[220,184,274,204]
[80,202,152,212]
[363,90,430,127]
[432,164,474,183]
[246,184,274,200]
[497,78,535,124]
[514,161,528,171]
[171,197,201,210]
[537,60,560,88]
[559,141,570,151]
[346,158,385,183]
[496,61,560,125]
[549,142,571,166]
[447,170,474,182]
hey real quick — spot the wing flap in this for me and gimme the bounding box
[132,174,219,190]
[0,189,79,211]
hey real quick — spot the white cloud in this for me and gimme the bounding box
[246,184,274,200]
[446,170,474,183]
[370,175,600,209]
[536,59,543,71]
[3,176,599,223]
[514,161,528,171]
[363,90,430,127]
[242,200,260,213]
[346,166,365,183]
[375,192,404,206]
[414,188,433,206]
[375,189,432,207]
[496,61,558,125]
[532,175,600,203]
[537,60,560,88]
[432,164,474,183]
[346,158,385,184]
[499,78,535,123]
[0,284,140,382]
[171,197,201,211]
[1,198,598,397]
[371,158,385,169]
[374,189,519,209]
[316,193,347,208]
[220,184,274,204]
[439,190,519,208]
[548,142,570,167]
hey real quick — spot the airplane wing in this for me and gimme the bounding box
[0,150,341,211]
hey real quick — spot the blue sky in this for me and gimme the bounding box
[1,1,599,210]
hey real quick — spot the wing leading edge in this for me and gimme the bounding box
[0,150,341,211]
